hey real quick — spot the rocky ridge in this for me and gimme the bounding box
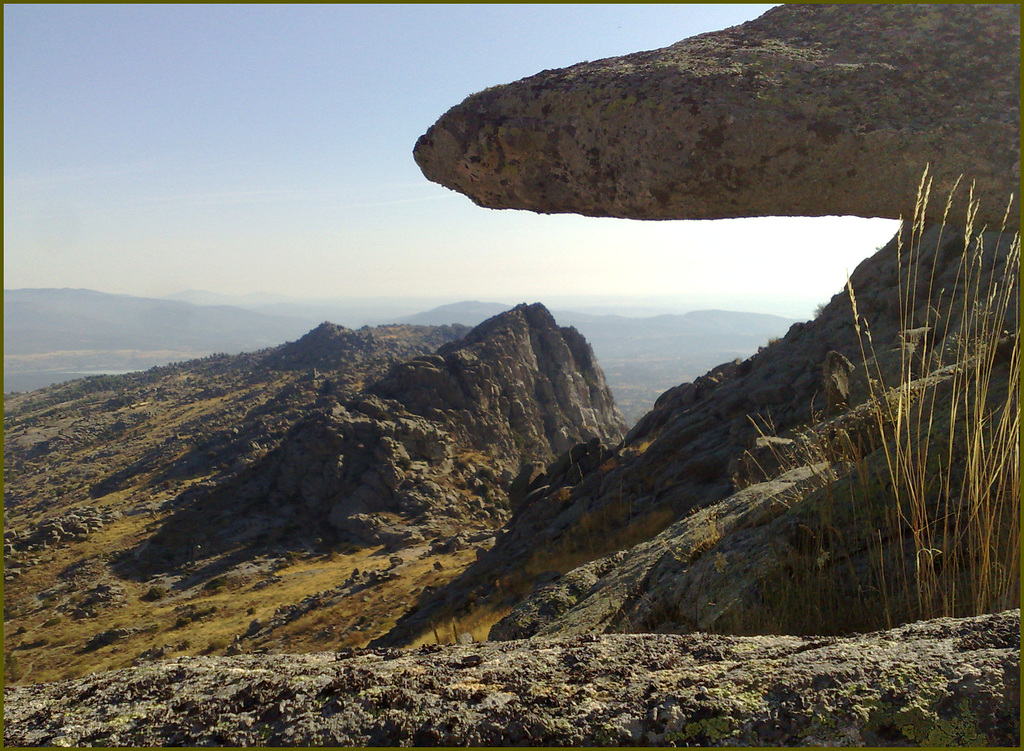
[414,4,1019,227]
[373,302,623,460]
[127,302,625,574]
[261,321,469,373]
[375,0,1021,649]
[376,218,1019,647]
[4,305,624,688]
[3,321,484,684]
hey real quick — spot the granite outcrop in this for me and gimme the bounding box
[377,220,1019,646]
[414,4,1019,227]
[5,609,1018,747]
[4,4,1018,745]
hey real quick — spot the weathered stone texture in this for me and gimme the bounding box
[415,4,1019,227]
[4,610,1018,746]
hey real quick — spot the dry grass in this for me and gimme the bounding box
[4,329,474,683]
[400,493,679,647]
[411,604,515,647]
[6,541,486,684]
[849,170,1019,625]
[750,171,1019,634]
[502,500,677,603]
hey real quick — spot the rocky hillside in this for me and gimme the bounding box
[2,322,467,683]
[3,309,623,686]
[4,322,467,518]
[377,0,1018,724]
[377,220,1019,647]
[128,303,624,570]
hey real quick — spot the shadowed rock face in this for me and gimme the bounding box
[415,4,1020,227]
[374,219,1018,649]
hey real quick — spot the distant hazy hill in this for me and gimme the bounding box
[5,288,314,355]
[555,308,796,347]
[165,290,463,329]
[3,289,325,392]
[395,301,512,326]
[394,301,795,347]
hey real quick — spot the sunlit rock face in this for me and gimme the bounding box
[414,4,1019,227]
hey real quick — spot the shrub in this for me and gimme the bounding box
[202,576,229,592]
[203,637,230,653]
[4,652,23,682]
[141,585,168,602]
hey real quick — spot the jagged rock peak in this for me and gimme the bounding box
[141,303,625,554]
[371,302,626,461]
[448,302,561,347]
[414,3,1019,227]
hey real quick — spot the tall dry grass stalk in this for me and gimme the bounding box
[848,166,1019,625]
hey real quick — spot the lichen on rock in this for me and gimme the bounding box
[4,610,1018,746]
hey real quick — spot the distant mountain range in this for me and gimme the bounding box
[4,288,313,355]
[3,289,798,422]
[163,289,458,330]
[3,289,316,393]
[393,299,796,339]
[394,301,512,327]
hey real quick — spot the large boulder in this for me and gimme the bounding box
[415,4,1019,227]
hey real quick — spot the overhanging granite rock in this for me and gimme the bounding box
[415,4,1020,227]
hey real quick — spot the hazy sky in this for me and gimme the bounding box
[4,4,899,318]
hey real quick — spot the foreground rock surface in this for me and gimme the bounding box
[415,4,1019,226]
[4,610,1018,747]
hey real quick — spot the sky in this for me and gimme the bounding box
[4,4,900,319]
